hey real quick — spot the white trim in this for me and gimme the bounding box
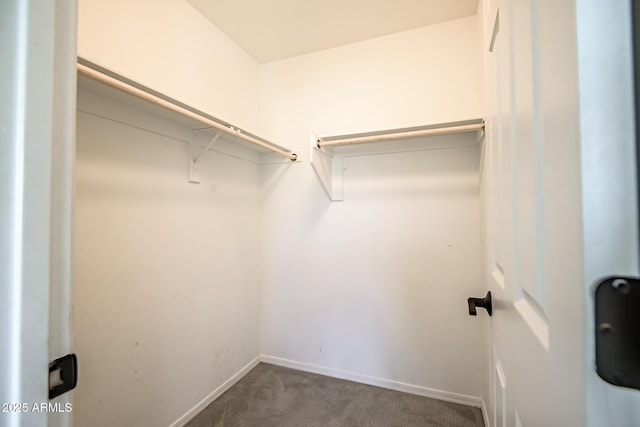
[260,354,483,409]
[481,399,490,427]
[170,355,486,425]
[169,356,261,427]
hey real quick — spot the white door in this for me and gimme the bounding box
[0,1,77,426]
[481,0,639,425]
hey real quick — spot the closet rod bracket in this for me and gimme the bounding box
[189,132,221,184]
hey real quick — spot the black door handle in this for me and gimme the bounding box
[468,291,492,316]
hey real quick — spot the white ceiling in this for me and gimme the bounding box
[187,0,479,63]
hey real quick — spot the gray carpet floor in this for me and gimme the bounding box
[185,363,484,427]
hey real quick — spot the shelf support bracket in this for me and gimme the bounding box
[189,132,221,184]
[310,133,344,201]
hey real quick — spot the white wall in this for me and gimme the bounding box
[75,2,486,417]
[258,16,482,147]
[259,16,485,401]
[73,84,262,427]
[77,0,261,133]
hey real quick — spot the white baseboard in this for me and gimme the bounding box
[260,354,484,409]
[481,398,490,427]
[171,354,486,426]
[169,356,261,427]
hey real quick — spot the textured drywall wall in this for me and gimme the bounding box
[258,16,484,400]
[77,0,261,133]
[73,86,262,427]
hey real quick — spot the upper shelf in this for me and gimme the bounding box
[317,119,484,149]
[76,58,298,182]
[311,119,485,200]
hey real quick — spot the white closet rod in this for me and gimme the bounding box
[77,63,298,161]
[317,122,484,148]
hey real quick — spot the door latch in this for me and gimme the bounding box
[49,353,78,399]
[594,276,640,390]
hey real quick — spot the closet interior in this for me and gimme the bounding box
[72,2,487,426]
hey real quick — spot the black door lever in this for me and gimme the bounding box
[468,291,492,316]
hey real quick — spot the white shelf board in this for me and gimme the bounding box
[311,120,484,201]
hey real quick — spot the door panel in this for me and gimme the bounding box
[511,0,544,310]
[493,347,506,427]
[483,0,585,425]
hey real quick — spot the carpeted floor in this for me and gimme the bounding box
[185,363,484,427]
